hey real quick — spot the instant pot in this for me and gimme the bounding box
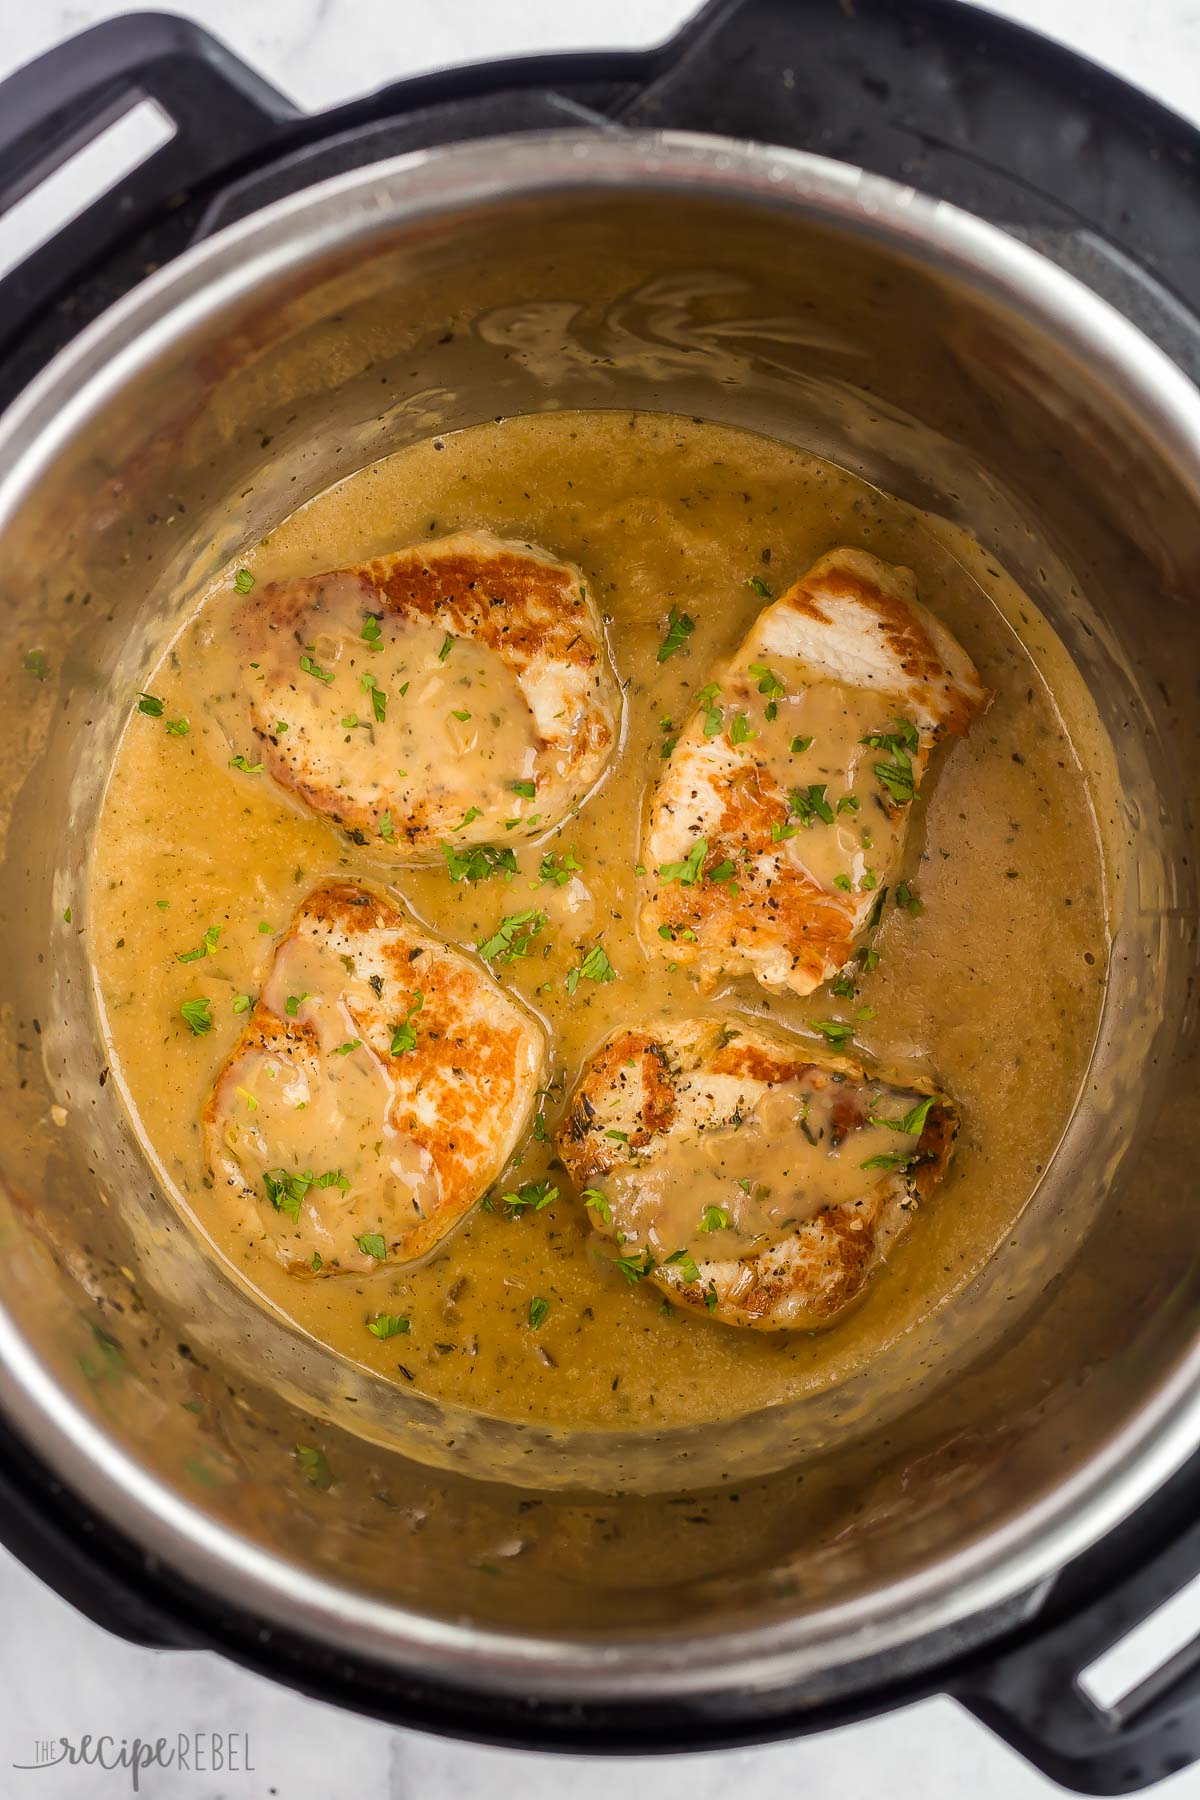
[0,3,1198,1792]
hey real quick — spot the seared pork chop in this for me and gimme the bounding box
[203,880,546,1276]
[231,532,619,856]
[640,548,989,995]
[558,1015,956,1330]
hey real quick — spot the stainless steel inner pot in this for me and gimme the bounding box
[0,130,1197,1709]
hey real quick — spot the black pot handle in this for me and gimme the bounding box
[951,1449,1200,1794]
[0,10,297,357]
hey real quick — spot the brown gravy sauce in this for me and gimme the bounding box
[87,411,1111,1431]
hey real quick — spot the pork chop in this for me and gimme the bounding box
[557,1014,956,1330]
[203,880,547,1276]
[231,532,619,856]
[640,548,989,995]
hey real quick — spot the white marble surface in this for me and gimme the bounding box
[1,1,1199,1795]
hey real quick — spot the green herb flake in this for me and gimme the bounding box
[263,1167,313,1220]
[614,1249,656,1284]
[478,908,547,966]
[509,778,537,799]
[789,783,835,828]
[658,835,707,887]
[361,613,383,651]
[23,649,48,681]
[437,633,454,662]
[833,873,853,893]
[730,712,757,746]
[528,1296,550,1330]
[361,671,387,722]
[583,1187,613,1225]
[233,568,255,594]
[229,754,264,773]
[813,1019,855,1046]
[538,846,582,888]
[861,718,920,805]
[500,1180,558,1217]
[232,993,254,1014]
[896,881,922,915]
[657,606,696,663]
[698,1205,730,1233]
[299,652,334,685]
[357,1232,387,1261]
[294,1443,332,1489]
[566,943,616,994]
[790,734,813,754]
[367,1312,410,1339]
[871,1095,935,1137]
[443,841,519,884]
[137,692,165,718]
[180,997,212,1036]
[861,1150,919,1172]
[664,1249,700,1283]
[378,812,395,844]
[389,990,424,1055]
[747,575,771,597]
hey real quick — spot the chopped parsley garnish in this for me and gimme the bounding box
[361,671,387,722]
[664,1249,700,1282]
[813,1019,855,1046]
[836,794,860,815]
[23,649,48,681]
[177,924,220,963]
[870,1096,935,1137]
[451,708,471,722]
[862,718,919,804]
[528,1296,550,1330]
[367,1313,410,1339]
[566,943,616,995]
[790,733,813,754]
[696,682,723,738]
[443,841,518,884]
[747,575,771,597]
[263,1167,313,1219]
[379,812,395,843]
[867,887,889,930]
[657,606,696,663]
[509,778,537,799]
[389,990,423,1055]
[137,693,165,717]
[229,754,264,773]
[63,907,72,924]
[299,652,334,685]
[859,947,881,973]
[294,1444,332,1489]
[614,1249,655,1284]
[284,992,307,1017]
[830,973,857,998]
[477,908,546,965]
[437,633,454,661]
[698,1205,730,1233]
[334,1038,361,1055]
[861,1150,919,1172]
[895,881,922,915]
[538,846,582,887]
[729,712,757,746]
[165,718,190,736]
[658,836,707,886]
[180,997,212,1036]
[834,874,852,892]
[583,1187,612,1225]
[233,568,255,594]
[500,1180,558,1216]
[704,1286,719,1313]
[789,783,834,827]
[315,1169,351,1191]
[771,820,799,843]
[748,664,786,721]
[361,613,382,651]
[861,867,878,891]
[356,1232,387,1260]
[453,806,482,832]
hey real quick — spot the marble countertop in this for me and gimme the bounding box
[1,3,1198,1796]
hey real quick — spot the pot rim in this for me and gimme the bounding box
[1,126,1198,1700]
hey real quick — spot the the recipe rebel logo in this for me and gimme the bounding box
[12,1732,255,1791]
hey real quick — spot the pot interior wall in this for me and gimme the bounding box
[0,169,1196,1661]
